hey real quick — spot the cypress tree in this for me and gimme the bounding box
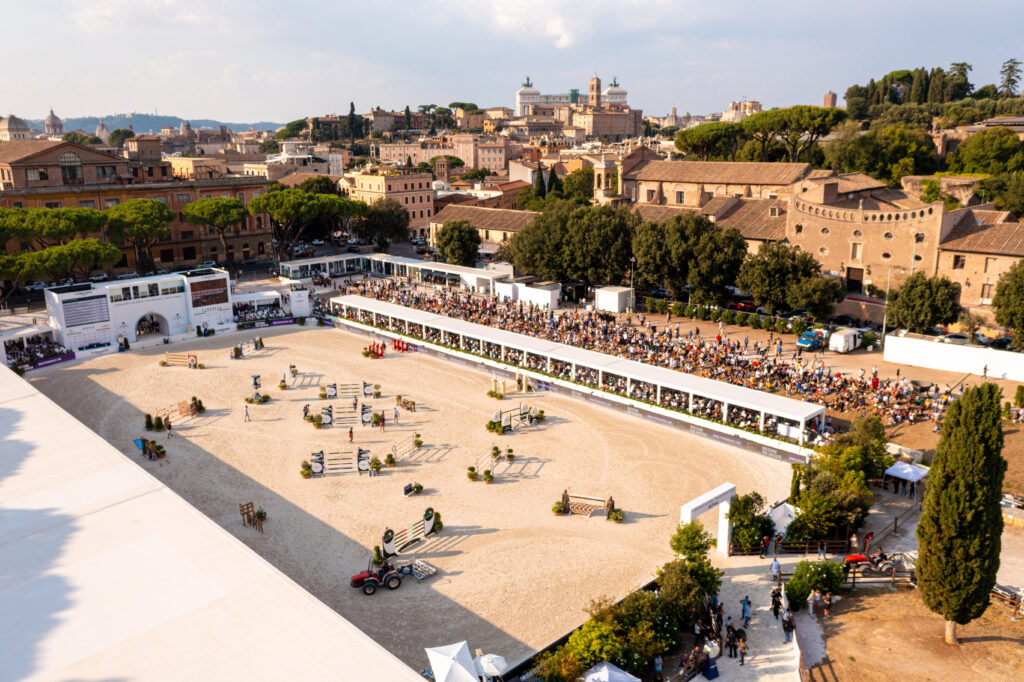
[910,69,925,104]
[928,68,946,103]
[534,162,547,198]
[866,79,877,107]
[546,166,561,196]
[916,383,1006,645]
[789,466,801,504]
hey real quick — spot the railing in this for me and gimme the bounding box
[730,539,848,556]
[870,501,922,548]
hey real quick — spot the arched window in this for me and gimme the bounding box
[59,151,83,184]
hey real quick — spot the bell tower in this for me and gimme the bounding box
[588,74,602,109]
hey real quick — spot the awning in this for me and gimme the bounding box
[884,461,929,482]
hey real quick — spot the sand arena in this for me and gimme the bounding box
[30,324,791,668]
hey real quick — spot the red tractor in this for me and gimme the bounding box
[843,552,895,576]
[350,559,402,595]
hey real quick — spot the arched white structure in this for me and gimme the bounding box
[680,483,737,555]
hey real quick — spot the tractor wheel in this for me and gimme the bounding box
[385,575,402,590]
[363,582,377,595]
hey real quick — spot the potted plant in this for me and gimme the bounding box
[506,452,516,463]
[414,433,423,448]
[467,466,478,481]
[145,413,154,430]
[373,384,381,398]
[491,445,501,460]
[535,410,546,422]
[432,512,443,532]
[197,363,205,369]
[506,447,513,458]
[153,415,164,431]
[255,507,267,522]
[279,379,288,390]
[482,470,494,484]
[290,364,298,377]
[609,510,624,523]
[369,456,382,473]
[312,415,323,429]
[159,360,167,367]
[385,453,396,467]
[300,460,312,478]
[319,386,328,399]
[371,412,382,426]
[372,545,385,565]
[552,500,566,515]
[412,482,424,494]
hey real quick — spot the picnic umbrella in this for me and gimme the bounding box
[425,641,478,682]
[474,653,509,677]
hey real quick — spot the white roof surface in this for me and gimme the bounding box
[331,295,825,423]
[0,370,422,682]
[884,461,929,482]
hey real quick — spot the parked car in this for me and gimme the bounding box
[197,261,217,269]
[941,333,969,345]
[414,245,428,254]
[647,287,669,299]
[310,239,325,246]
[730,300,756,312]
[346,245,361,253]
[115,271,139,280]
[23,281,52,291]
[292,246,315,258]
[829,315,859,327]
[796,329,827,351]
[989,336,1015,350]
[88,272,109,282]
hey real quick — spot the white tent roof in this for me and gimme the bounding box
[583,661,641,682]
[331,295,825,424]
[770,502,799,536]
[425,641,479,682]
[232,290,281,303]
[885,461,929,482]
[0,370,423,681]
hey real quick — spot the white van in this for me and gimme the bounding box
[828,328,862,353]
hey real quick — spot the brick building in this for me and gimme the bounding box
[344,169,434,236]
[428,204,539,254]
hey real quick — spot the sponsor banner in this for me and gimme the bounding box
[319,317,335,327]
[645,413,674,426]
[269,317,295,327]
[33,351,76,369]
[626,407,642,417]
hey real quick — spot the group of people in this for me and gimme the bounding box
[344,280,952,439]
[232,301,289,323]
[4,335,70,368]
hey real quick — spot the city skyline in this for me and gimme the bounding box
[1,0,1021,123]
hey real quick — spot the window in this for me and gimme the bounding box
[153,195,168,204]
[176,193,190,203]
[952,255,966,269]
[182,246,197,260]
[646,189,656,202]
[161,167,168,177]
[44,201,61,209]
[853,230,862,237]
[882,252,891,259]
[850,243,863,260]
[27,168,49,181]
[104,198,120,208]
[985,257,996,273]
[820,227,829,235]
[78,200,96,208]
[97,165,117,179]
[181,230,194,240]
[981,283,993,301]
[675,191,685,204]
[884,232,894,239]
[819,247,828,255]
[12,202,22,208]
[59,151,84,184]
[794,224,803,234]
[146,167,153,177]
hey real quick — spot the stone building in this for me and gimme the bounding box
[937,210,1024,311]
[343,169,435,236]
[44,109,63,137]
[428,204,539,253]
[0,114,31,141]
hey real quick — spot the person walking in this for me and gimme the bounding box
[352,396,358,412]
[817,539,826,560]
[849,532,858,553]
[771,557,781,582]
[863,532,874,553]
[380,414,386,432]
[393,406,399,423]
[760,535,769,558]
[738,638,748,666]
[909,480,916,499]
[165,416,173,438]
[774,532,783,554]
[653,654,663,677]
[807,589,819,618]
[725,627,737,657]
[302,404,310,419]
[741,597,752,627]
[348,427,353,443]
[771,592,782,620]
[782,608,794,643]
[823,591,833,618]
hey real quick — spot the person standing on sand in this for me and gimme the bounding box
[348,427,354,443]
[393,406,399,423]
[738,638,748,666]
[166,417,173,438]
[244,405,250,422]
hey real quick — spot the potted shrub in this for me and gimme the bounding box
[370,456,382,473]
[414,433,423,448]
[255,507,267,522]
[432,511,443,532]
[467,466,478,481]
[153,415,165,431]
[259,394,270,404]
[385,453,396,467]
[491,445,501,460]
[535,410,546,422]
[195,399,205,412]
[609,510,624,523]
[145,413,154,430]
[159,360,167,367]
[279,380,288,390]
[312,415,323,429]
[371,412,382,426]
[482,470,494,484]
[372,545,385,566]
[197,363,205,369]
[296,317,306,326]
[506,452,515,462]
[373,384,381,398]
[412,482,423,494]
[552,500,566,515]
[300,460,312,479]
[319,386,328,399]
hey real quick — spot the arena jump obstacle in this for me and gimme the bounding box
[164,352,198,368]
[381,508,440,559]
[492,403,539,432]
[561,489,616,519]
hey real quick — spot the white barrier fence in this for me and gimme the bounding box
[884,331,1024,382]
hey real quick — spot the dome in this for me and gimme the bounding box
[95,118,110,142]
[44,108,63,136]
[0,114,31,141]
[45,109,60,126]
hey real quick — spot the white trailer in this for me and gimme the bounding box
[828,328,862,353]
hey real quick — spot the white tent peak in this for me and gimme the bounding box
[425,641,479,682]
[582,660,641,682]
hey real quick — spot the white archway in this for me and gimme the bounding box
[680,482,736,556]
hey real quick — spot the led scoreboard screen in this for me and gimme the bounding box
[62,294,110,327]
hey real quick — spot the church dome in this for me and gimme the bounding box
[44,108,63,136]
[95,118,110,142]
[0,114,31,140]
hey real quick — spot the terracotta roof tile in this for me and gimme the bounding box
[623,160,812,185]
[940,215,1024,257]
[276,172,342,187]
[0,140,65,163]
[633,198,787,241]
[430,205,539,233]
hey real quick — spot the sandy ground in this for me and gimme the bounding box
[28,324,793,672]
[815,587,1024,682]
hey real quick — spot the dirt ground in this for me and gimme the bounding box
[815,587,1024,681]
[28,324,792,671]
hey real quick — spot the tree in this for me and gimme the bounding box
[533,164,547,198]
[999,58,1022,98]
[993,260,1024,340]
[669,520,713,562]
[917,383,1006,645]
[726,492,774,549]
[62,131,102,145]
[296,175,340,195]
[565,166,598,200]
[403,105,411,130]
[546,167,562,196]
[347,102,361,141]
[258,139,280,154]
[674,122,743,160]
[561,205,636,287]
[0,206,107,249]
[979,172,1024,216]
[927,67,946,103]
[183,198,247,264]
[275,118,308,140]
[774,106,848,162]
[656,560,712,624]
[428,154,464,169]
[946,62,974,100]
[562,621,623,670]
[787,275,846,321]
[357,198,410,251]
[435,220,481,266]
[504,200,572,280]
[107,128,135,148]
[686,226,746,305]
[947,127,1024,175]
[958,310,984,344]
[885,272,962,333]
[105,198,174,272]
[738,241,821,314]
[0,252,44,305]
[784,560,845,608]
[38,239,121,281]
[249,188,324,261]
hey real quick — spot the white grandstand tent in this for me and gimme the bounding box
[329,295,825,445]
[0,369,424,681]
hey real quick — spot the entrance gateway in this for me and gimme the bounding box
[680,483,736,555]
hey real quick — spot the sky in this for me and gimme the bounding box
[2,0,1022,124]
